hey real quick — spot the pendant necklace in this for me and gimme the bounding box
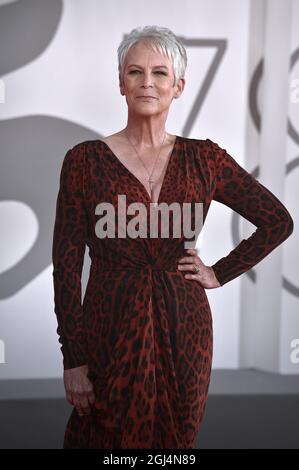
[124,129,167,205]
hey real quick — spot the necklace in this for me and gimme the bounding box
[124,129,167,205]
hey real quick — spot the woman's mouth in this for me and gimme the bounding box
[136,96,157,101]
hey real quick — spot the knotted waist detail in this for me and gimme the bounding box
[90,259,180,274]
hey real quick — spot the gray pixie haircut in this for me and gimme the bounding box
[117,25,187,87]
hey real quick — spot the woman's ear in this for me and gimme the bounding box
[175,77,186,98]
[119,74,125,95]
[119,84,125,96]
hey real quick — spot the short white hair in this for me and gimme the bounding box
[117,25,187,87]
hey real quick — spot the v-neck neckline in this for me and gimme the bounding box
[100,135,179,205]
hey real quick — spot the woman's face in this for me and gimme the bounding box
[119,41,185,117]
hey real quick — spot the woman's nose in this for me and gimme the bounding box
[141,72,153,86]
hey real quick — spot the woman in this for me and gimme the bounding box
[52,25,294,449]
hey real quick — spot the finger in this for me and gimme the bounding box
[178,263,198,271]
[81,406,92,415]
[76,408,86,417]
[84,381,95,406]
[184,273,201,280]
[87,390,96,406]
[77,395,92,415]
[73,397,85,417]
[66,392,74,406]
[186,248,198,255]
[81,397,92,414]
[80,406,91,416]
[178,259,202,271]
[178,255,196,264]
[75,406,84,417]
[182,255,204,268]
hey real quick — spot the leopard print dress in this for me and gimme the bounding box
[52,136,293,448]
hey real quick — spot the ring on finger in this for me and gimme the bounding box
[194,265,201,274]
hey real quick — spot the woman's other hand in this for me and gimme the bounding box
[177,249,221,289]
[63,364,95,417]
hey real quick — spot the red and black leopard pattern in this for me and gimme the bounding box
[52,136,293,449]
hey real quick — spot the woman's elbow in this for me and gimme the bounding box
[286,214,294,236]
[283,210,294,239]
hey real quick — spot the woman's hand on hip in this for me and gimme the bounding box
[63,364,95,417]
[177,249,221,289]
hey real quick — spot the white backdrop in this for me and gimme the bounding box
[0,0,297,379]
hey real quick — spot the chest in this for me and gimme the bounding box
[102,139,175,203]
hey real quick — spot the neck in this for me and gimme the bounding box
[121,116,169,148]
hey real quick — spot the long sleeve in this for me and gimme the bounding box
[52,144,88,370]
[208,138,294,287]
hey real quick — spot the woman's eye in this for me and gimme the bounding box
[128,70,167,75]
